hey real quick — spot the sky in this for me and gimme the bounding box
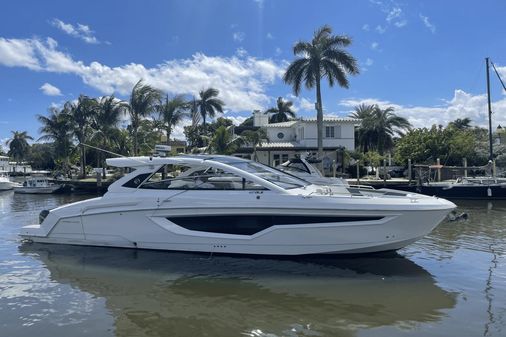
[1,0,506,149]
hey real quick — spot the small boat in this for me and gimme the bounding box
[0,171,20,191]
[21,155,455,255]
[418,176,506,200]
[14,176,62,194]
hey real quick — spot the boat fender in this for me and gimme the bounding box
[487,187,492,197]
[448,210,469,221]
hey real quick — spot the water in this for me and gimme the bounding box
[0,192,505,337]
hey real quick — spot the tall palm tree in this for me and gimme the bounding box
[264,97,296,123]
[37,108,73,174]
[283,25,359,162]
[350,104,376,153]
[92,96,126,176]
[5,131,33,163]
[197,88,224,130]
[155,94,188,144]
[66,95,98,178]
[127,80,161,155]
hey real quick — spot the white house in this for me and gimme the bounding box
[235,111,361,174]
[0,155,32,174]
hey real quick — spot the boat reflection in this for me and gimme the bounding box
[20,244,457,337]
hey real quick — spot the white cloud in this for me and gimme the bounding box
[266,32,274,40]
[286,94,314,113]
[375,25,386,34]
[386,7,402,23]
[0,36,285,112]
[339,89,506,129]
[371,42,379,50]
[362,24,370,31]
[233,31,246,42]
[394,20,407,28]
[50,18,100,44]
[419,14,436,33]
[365,58,374,66]
[253,0,264,9]
[39,82,62,96]
[275,47,282,56]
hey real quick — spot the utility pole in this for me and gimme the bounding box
[486,57,493,160]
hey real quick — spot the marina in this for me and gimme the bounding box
[0,191,505,336]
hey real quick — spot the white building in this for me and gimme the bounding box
[236,111,361,174]
[0,155,32,174]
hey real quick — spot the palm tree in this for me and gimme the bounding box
[37,108,73,174]
[5,131,33,164]
[92,96,126,176]
[239,129,267,161]
[449,118,472,130]
[351,104,411,154]
[351,104,376,153]
[127,80,161,155]
[197,88,225,130]
[155,94,188,144]
[210,126,239,155]
[264,97,296,123]
[283,25,359,162]
[66,95,98,178]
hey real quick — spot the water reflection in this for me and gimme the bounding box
[20,244,456,337]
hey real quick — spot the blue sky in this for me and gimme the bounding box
[1,0,506,146]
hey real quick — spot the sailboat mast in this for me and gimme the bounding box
[486,57,493,160]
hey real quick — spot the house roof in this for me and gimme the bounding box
[263,117,360,128]
[263,121,298,128]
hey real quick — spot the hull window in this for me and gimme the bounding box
[167,215,384,235]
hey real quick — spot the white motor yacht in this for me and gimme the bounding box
[21,155,455,255]
[0,171,20,191]
[14,176,62,194]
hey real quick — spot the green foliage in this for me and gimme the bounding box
[197,88,225,128]
[28,143,56,170]
[210,126,237,155]
[265,97,296,123]
[351,104,411,154]
[6,131,33,162]
[394,125,478,166]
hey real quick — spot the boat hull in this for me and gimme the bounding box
[419,184,506,200]
[14,185,62,194]
[21,206,451,255]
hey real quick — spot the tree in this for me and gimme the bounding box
[239,129,267,161]
[197,88,224,130]
[92,96,126,176]
[155,94,188,144]
[448,118,472,130]
[127,80,161,155]
[6,131,33,163]
[210,126,239,155]
[283,25,359,162]
[37,107,73,174]
[351,104,411,154]
[264,97,296,123]
[66,95,98,178]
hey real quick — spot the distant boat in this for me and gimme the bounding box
[418,177,506,200]
[0,171,21,191]
[14,176,62,194]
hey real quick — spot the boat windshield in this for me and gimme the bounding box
[226,161,309,189]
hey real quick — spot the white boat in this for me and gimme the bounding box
[14,176,62,194]
[20,155,455,255]
[0,171,20,191]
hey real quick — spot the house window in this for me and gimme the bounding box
[277,132,284,139]
[325,126,335,138]
[298,127,304,139]
[273,154,289,166]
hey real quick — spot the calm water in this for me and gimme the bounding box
[0,192,505,337]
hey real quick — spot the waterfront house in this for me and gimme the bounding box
[234,111,360,175]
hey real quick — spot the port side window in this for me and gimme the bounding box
[122,173,152,188]
[138,164,267,190]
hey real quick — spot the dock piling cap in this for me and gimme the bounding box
[428,165,444,169]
